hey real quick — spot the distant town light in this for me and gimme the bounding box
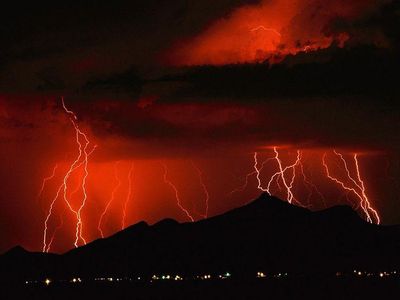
[257,272,266,278]
[44,278,51,286]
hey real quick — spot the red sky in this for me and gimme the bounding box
[1,95,399,253]
[0,0,399,253]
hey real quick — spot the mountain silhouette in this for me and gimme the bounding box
[2,193,400,282]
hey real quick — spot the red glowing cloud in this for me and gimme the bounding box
[0,91,398,254]
[166,0,385,65]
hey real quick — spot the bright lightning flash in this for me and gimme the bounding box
[162,163,195,222]
[121,162,135,230]
[42,98,96,252]
[322,151,380,224]
[191,161,210,219]
[98,162,122,238]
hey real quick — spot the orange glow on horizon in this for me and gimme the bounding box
[33,100,382,253]
[37,147,382,253]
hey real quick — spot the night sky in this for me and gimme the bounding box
[0,0,399,253]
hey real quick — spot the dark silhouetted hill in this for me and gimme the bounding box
[2,193,400,282]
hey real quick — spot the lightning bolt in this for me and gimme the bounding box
[253,148,322,208]
[253,152,270,193]
[303,45,312,52]
[60,147,97,201]
[42,98,96,252]
[43,185,62,252]
[121,162,135,230]
[61,99,78,118]
[241,148,379,223]
[230,170,258,195]
[98,162,122,238]
[267,147,301,204]
[322,151,380,224]
[191,161,209,219]
[298,160,327,208]
[44,181,78,252]
[162,163,195,222]
[46,212,64,253]
[73,123,90,247]
[298,162,314,207]
[250,25,282,37]
[38,164,58,198]
[61,98,95,247]
[353,154,380,224]
[333,151,379,222]
[69,173,84,200]
[230,152,283,196]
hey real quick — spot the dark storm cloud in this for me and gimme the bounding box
[0,0,395,92]
[152,45,399,101]
[0,0,399,154]
[72,42,399,106]
[0,0,260,91]
[326,0,400,48]
[55,45,399,155]
[81,67,143,97]
[63,1,400,102]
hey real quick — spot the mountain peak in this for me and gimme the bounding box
[124,221,148,231]
[244,192,308,213]
[3,245,28,256]
[153,218,180,229]
[314,204,364,224]
[253,192,287,204]
[117,221,149,237]
[218,192,311,222]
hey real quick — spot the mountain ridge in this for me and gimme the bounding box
[1,193,399,282]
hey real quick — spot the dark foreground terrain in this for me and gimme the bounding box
[2,277,400,300]
[2,193,400,299]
